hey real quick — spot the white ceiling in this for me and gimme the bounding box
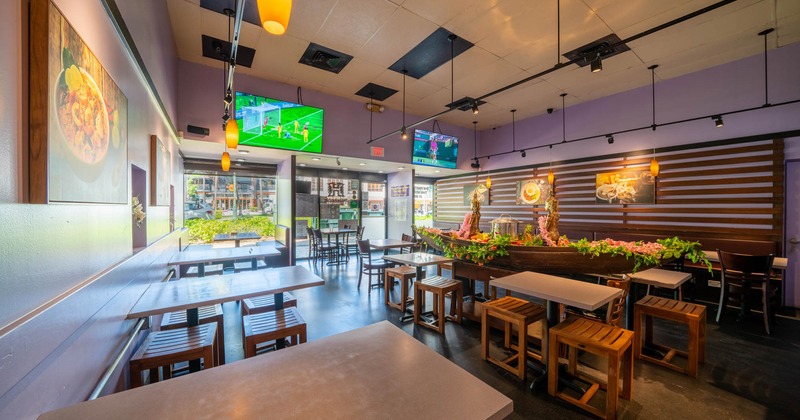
[166,0,800,171]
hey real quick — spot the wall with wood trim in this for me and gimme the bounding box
[434,138,784,248]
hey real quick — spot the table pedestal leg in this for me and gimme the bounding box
[275,292,286,349]
[187,308,202,372]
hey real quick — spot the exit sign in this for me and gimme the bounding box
[370,146,384,157]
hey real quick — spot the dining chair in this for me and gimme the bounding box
[306,227,318,262]
[356,239,394,293]
[312,229,339,264]
[716,250,776,334]
[400,233,421,254]
[562,276,630,327]
[345,226,365,257]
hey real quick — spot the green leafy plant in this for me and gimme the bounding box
[186,215,276,243]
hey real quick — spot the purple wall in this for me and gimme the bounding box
[479,41,800,171]
[177,61,477,170]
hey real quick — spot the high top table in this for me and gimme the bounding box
[128,266,324,368]
[490,271,622,388]
[168,245,280,277]
[38,322,513,420]
[370,238,417,255]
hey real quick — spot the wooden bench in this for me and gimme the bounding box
[634,295,706,378]
[481,296,545,380]
[129,323,218,388]
[414,276,463,334]
[160,304,225,365]
[548,317,634,420]
[241,292,297,316]
[242,307,307,358]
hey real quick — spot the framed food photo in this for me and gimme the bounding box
[463,184,489,206]
[28,0,128,204]
[150,135,170,206]
[515,180,550,205]
[595,170,655,204]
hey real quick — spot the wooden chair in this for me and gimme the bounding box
[400,233,421,253]
[306,226,318,262]
[312,229,339,264]
[129,323,218,388]
[634,295,706,378]
[160,305,225,365]
[357,239,394,293]
[414,276,463,334]
[345,226,365,258]
[242,307,307,357]
[481,296,546,380]
[548,317,634,420]
[716,250,776,334]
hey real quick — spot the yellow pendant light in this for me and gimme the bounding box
[547,169,554,185]
[650,157,659,177]
[221,151,231,171]
[485,176,492,189]
[258,0,292,35]
[226,118,239,149]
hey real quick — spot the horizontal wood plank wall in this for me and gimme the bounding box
[434,139,784,246]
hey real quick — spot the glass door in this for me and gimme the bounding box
[361,181,386,241]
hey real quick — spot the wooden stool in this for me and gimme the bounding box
[437,261,453,278]
[161,304,225,364]
[129,322,218,388]
[243,307,307,358]
[414,276,463,334]
[384,266,417,311]
[548,317,634,420]
[481,296,545,380]
[634,295,706,378]
[241,292,297,316]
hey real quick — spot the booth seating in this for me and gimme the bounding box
[160,304,225,365]
[414,276,463,334]
[129,323,219,388]
[634,295,706,378]
[548,317,634,420]
[241,292,297,316]
[481,296,545,380]
[384,266,417,311]
[242,307,307,358]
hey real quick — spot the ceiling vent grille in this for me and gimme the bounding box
[563,33,630,67]
[299,43,353,74]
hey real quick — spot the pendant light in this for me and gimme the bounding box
[648,65,659,177]
[226,118,239,149]
[401,69,408,140]
[257,0,292,35]
[547,145,554,185]
[221,151,231,171]
[471,121,480,169]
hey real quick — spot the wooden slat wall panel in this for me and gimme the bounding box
[434,139,784,244]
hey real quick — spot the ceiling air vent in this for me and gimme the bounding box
[299,43,353,74]
[563,34,630,67]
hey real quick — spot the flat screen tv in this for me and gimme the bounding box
[412,129,458,169]
[234,92,324,153]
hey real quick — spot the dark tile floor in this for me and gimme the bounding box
[218,254,800,419]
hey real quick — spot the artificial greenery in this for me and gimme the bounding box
[186,215,276,243]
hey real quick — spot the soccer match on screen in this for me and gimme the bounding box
[234,92,324,153]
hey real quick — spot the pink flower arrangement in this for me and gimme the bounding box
[537,216,558,246]
[456,213,472,239]
[589,238,665,255]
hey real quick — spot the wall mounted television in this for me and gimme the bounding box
[412,129,458,169]
[234,92,324,153]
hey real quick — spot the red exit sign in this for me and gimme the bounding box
[370,146,384,157]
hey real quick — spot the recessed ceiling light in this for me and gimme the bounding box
[311,157,321,161]
[397,166,405,169]
[299,163,306,167]
[343,167,348,170]
[378,170,384,173]
[435,170,440,173]
[359,162,366,166]
[237,158,245,162]
[238,149,250,154]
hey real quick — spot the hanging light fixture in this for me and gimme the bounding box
[714,115,724,128]
[648,64,659,176]
[560,93,567,143]
[221,151,231,171]
[547,145,555,185]
[470,121,480,169]
[257,0,292,35]
[590,53,603,73]
[510,109,517,152]
[226,118,239,149]
[401,69,408,140]
[485,175,492,189]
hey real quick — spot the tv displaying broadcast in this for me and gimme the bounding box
[412,129,459,169]
[234,92,324,153]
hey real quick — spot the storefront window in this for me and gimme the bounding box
[362,182,385,217]
[414,184,434,227]
[320,177,360,229]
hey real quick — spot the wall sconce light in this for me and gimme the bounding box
[221,151,231,171]
[257,0,292,35]
[714,115,724,128]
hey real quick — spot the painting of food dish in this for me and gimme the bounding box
[44,2,128,204]
[515,180,550,205]
[463,184,489,206]
[595,170,655,204]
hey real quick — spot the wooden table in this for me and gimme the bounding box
[370,239,416,255]
[624,268,693,329]
[168,246,280,277]
[382,253,456,322]
[38,322,513,420]
[319,228,356,265]
[702,250,788,269]
[129,266,324,365]
[213,231,260,247]
[490,271,622,388]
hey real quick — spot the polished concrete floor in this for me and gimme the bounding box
[216,253,800,419]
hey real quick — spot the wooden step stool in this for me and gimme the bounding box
[481,296,545,380]
[633,295,706,378]
[243,307,307,358]
[241,292,297,316]
[548,317,634,420]
[161,304,225,364]
[384,266,417,312]
[414,276,463,334]
[129,322,218,388]
[437,261,453,278]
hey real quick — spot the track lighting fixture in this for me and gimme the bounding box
[714,116,724,128]
[591,55,603,73]
[471,102,480,114]
[520,150,526,158]
[401,69,408,140]
[606,134,614,144]
[400,127,408,140]
[471,160,480,169]
[224,88,233,106]
[336,157,341,166]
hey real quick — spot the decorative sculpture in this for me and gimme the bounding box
[544,193,559,240]
[469,189,482,238]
